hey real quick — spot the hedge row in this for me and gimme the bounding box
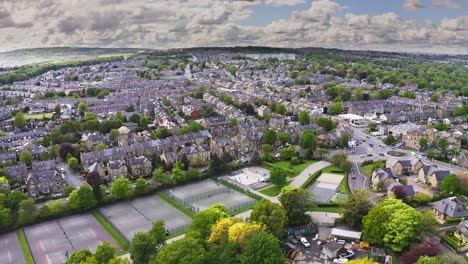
[300,169,322,189]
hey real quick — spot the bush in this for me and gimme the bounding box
[290,157,300,165]
[399,178,408,185]
[446,217,467,224]
[361,160,375,166]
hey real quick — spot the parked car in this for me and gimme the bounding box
[367,154,373,157]
[339,250,355,259]
[300,237,310,248]
[352,175,356,179]
[333,259,349,263]
[379,153,384,156]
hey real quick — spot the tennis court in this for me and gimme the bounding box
[309,173,344,203]
[0,232,26,264]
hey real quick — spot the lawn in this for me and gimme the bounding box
[265,160,317,176]
[322,165,345,175]
[259,179,293,197]
[24,113,53,119]
[338,172,350,194]
[92,211,130,250]
[309,206,345,213]
[362,165,374,175]
[17,229,34,264]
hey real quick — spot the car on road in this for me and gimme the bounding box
[300,237,310,248]
[352,175,356,179]
[369,143,374,147]
[362,139,366,142]
[360,154,366,158]
[366,136,370,139]
[379,153,385,156]
[339,250,355,259]
[367,154,373,157]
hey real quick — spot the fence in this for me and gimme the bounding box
[163,187,230,204]
[96,209,131,244]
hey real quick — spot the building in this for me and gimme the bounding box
[454,220,468,249]
[88,162,106,181]
[322,241,343,259]
[128,156,152,177]
[418,165,450,188]
[402,119,435,150]
[5,164,27,183]
[107,160,128,179]
[26,170,67,197]
[386,157,423,176]
[257,105,271,117]
[371,168,395,191]
[432,196,468,223]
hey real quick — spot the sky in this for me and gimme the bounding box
[0,0,467,54]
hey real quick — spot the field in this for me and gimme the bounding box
[264,160,317,176]
[24,113,53,119]
[259,179,293,197]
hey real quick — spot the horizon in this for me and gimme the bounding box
[1,0,468,55]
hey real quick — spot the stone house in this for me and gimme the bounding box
[82,132,106,150]
[160,151,180,167]
[257,105,271,117]
[402,120,435,150]
[32,160,56,172]
[454,220,468,248]
[117,126,132,147]
[128,156,152,177]
[88,162,106,181]
[200,116,230,129]
[387,182,415,200]
[26,169,67,197]
[371,168,395,191]
[386,157,423,176]
[179,144,211,166]
[107,160,128,179]
[269,118,287,130]
[432,196,468,223]
[418,165,450,188]
[0,152,17,165]
[211,138,235,159]
[5,164,27,183]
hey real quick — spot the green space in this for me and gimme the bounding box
[263,160,317,176]
[361,160,385,175]
[259,179,293,197]
[24,113,53,119]
[442,230,464,251]
[92,210,130,250]
[157,193,195,218]
[322,165,345,175]
[362,165,374,175]
[309,206,345,213]
[17,229,34,264]
[338,173,350,194]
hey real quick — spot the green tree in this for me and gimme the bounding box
[109,129,119,144]
[328,102,343,115]
[152,236,206,264]
[430,94,439,102]
[331,151,351,171]
[279,146,296,160]
[95,242,116,264]
[441,173,460,195]
[278,132,292,145]
[204,242,239,264]
[269,167,288,188]
[384,134,397,146]
[95,143,107,151]
[437,138,449,155]
[153,128,172,139]
[134,177,148,195]
[362,198,421,252]
[129,113,141,123]
[49,144,59,160]
[315,117,337,132]
[230,118,238,127]
[110,178,133,199]
[299,130,317,150]
[67,157,81,171]
[139,116,149,129]
[250,199,288,235]
[419,138,428,150]
[354,88,364,101]
[152,168,173,186]
[240,232,284,264]
[418,210,438,237]
[65,248,93,264]
[262,129,277,145]
[131,232,158,264]
[68,185,97,210]
[126,104,135,112]
[189,204,229,239]
[416,256,442,264]
[275,104,287,115]
[149,220,167,247]
[13,112,26,129]
[413,192,432,206]
[20,150,33,167]
[18,198,38,225]
[0,208,12,230]
[62,186,76,197]
[7,190,27,210]
[279,187,315,226]
[171,162,186,183]
[343,189,372,228]
[298,111,311,125]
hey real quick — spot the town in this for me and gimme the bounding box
[0,46,467,264]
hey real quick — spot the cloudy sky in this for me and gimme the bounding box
[0,0,467,54]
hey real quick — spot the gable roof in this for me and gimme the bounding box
[433,197,468,218]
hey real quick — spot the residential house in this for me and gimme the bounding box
[107,160,128,179]
[117,126,132,147]
[32,160,56,172]
[386,157,423,176]
[257,105,271,117]
[322,241,343,259]
[26,169,67,197]
[211,138,235,159]
[432,196,468,222]
[5,164,27,183]
[454,220,468,248]
[0,152,16,165]
[418,165,450,188]
[371,168,395,191]
[200,116,230,129]
[387,182,415,200]
[160,151,180,167]
[402,120,435,150]
[88,162,106,181]
[82,132,106,150]
[269,118,287,130]
[128,156,152,176]
[179,144,211,166]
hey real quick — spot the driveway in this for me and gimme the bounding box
[289,161,331,188]
[57,161,84,187]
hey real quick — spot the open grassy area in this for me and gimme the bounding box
[92,211,130,250]
[17,229,34,264]
[362,165,374,175]
[158,193,195,218]
[264,160,317,177]
[322,165,345,175]
[259,180,293,197]
[309,206,345,213]
[338,172,350,194]
[24,113,53,119]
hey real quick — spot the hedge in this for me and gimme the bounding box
[446,217,468,224]
[262,162,295,176]
[300,169,322,189]
[441,234,461,252]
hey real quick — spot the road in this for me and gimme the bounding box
[348,162,369,192]
[57,161,84,187]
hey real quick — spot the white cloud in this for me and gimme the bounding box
[264,0,305,6]
[432,0,468,9]
[403,0,425,10]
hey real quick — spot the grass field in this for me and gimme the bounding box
[24,113,53,119]
[322,165,345,175]
[309,207,345,213]
[259,179,293,197]
[265,160,317,176]
[92,211,129,250]
[16,229,34,264]
[339,172,350,194]
[362,165,374,175]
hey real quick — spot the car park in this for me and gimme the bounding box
[300,237,310,248]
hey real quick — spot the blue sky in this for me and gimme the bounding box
[0,0,467,54]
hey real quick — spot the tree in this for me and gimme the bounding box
[134,177,149,195]
[59,143,78,161]
[430,94,439,103]
[95,143,107,151]
[139,116,149,129]
[171,162,186,183]
[328,102,343,115]
[347,258,378,264]
[362,198,421,252]
[413,192,432,206]
[204,242,238,264]
[18,198,38,225]
[416,256,442,264]
[152,168,173,186]
[109,129,119,144]
[250,199,288,235]
[95,242,116,264]
[7,190,27,210]
[152,236,206,264]
[20,150,32,167]
[0,207,11,229]
[339,131,352,148]
[129,113,140,123]
[153,128,172,139]
[269,167,288,187]
[67,157,81,172]
[384,134,397,146]
[368,122,377,132]
[62,186,76,197]
[279,187,315,226]
[262,129,277,145]
[419,138,428,150]
[437,138,449,154]
[78,102,87,116]
[189,204,229,239]
[130,232,158,264]
[181,121,202,134]
[228,222,265,248]
[298,111,311,125]
[279,146,296,160]
[240,232,284,264]
[400,239,440,264]
[149,220,167,247]
[299,130,317,150]
[250,151,262,166]
[13,112,26,129]
[68,185,97,210]
[109,258,132,264]
[343,189,372,228]
[126,104,135,112]
[275,103,287,115]
[441,173,460,195]
[418,210,438,237]
[315,117,337,132]
[49,144,59,160]
[65,248,93,264]
[278,132,291,145]
[110,178,133,199]
[331,151,351,171]
[230,118,238,127]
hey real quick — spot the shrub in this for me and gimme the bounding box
[290,157,300,165]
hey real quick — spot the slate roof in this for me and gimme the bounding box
[456,220,468,237]
[32,160,56,172]
[374,168,393,181]
[28,170,61,183]
[128,156,149,166]
[433,197,468,218]
[108,160,125,170]
[5,164,27,178]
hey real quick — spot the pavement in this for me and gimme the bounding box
[289,161,332,188]
[58,161,84,187]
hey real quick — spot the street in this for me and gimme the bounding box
[57,161,84,187]
[348,162,369,192]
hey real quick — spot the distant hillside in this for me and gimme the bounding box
[0,47,146,68]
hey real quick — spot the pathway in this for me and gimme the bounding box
[289,161,331,188]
